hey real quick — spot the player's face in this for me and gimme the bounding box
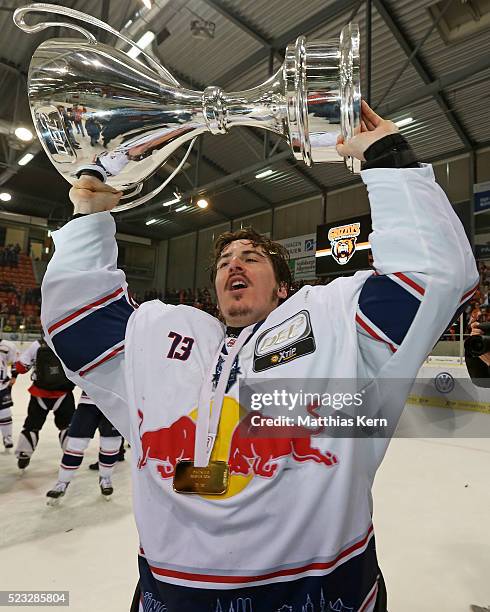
[215,240,287,327]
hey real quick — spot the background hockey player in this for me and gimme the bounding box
[14,336,75,470]
[0,337,18,450]
[41,101,478,612]
[46,390,123,503]
[88,437,126,471]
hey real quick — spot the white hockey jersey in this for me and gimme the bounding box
[41,165,478,612]
[16,339,40,374]
[0,339,18,391]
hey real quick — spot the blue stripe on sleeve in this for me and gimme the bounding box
[358,275,421,346]
[51,296,133,372]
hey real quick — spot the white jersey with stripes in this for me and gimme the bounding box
[41,164,478,612]
[0,339,18,391]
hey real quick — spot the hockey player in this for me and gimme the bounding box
[14,336,75,469]
[0,338,19,450]
[46,390,123,503]
[41,102,478,612]
[88,437,126,471]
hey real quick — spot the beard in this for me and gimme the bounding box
[227,305,254,319]
[222,287,279,323]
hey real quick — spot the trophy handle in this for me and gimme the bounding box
[78,138,197,214]
[13,3,180,87]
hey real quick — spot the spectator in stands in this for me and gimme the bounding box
[167,288,178,304]
[7,292,18,315]
[478,261,487,280]
[0,245,19,268]
[448,325,457,341]
[465,305,490,388]
[481,284,489,306]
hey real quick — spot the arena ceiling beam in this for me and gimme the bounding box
[196,146,275,210]
[214,0,360,87]
[0,142,42,188]
[198,0,283,64]
[377,53,490,117]
[167,139,490,241]
[245,128,326,193]
[121,150,292,221]
[372,0,474,150]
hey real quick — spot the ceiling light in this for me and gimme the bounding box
[0,192,12,202]
[175,205,188,212]
[14,127,33,142]
[146,218,157,225]
[255,169,273,179]
[197,198,208,209]
[162,195,181,207]
[18,153,34,166]
[394,117,414,128]
[127,31,156,59]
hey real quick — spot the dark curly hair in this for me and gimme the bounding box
[209,227,292,296]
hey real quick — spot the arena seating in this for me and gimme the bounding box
[0,252,41,333]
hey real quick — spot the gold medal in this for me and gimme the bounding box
[173,460,229,495]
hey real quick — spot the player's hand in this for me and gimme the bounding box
[336,100,399,161]
[470,320,484,336]
[8,378,16,387]
[69,175,122,215]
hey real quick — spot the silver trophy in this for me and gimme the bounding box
[14,4,361,212]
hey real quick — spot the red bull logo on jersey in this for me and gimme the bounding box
[137,399,338,499]
[137,411,196,478]
[228,412,337,477]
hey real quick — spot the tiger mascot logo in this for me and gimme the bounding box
[328,223,360,265]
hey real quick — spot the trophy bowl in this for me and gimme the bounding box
[14,4,361,212]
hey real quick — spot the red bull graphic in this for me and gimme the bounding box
[137,400,338,496]
[137,410,195,478]
[228,412,338,477]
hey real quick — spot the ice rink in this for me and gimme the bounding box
[1,366,489,612]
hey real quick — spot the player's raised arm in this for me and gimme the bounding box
[338,101,479,379]
[40,177,134,438]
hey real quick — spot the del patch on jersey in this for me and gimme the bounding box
[253,310,315,372]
